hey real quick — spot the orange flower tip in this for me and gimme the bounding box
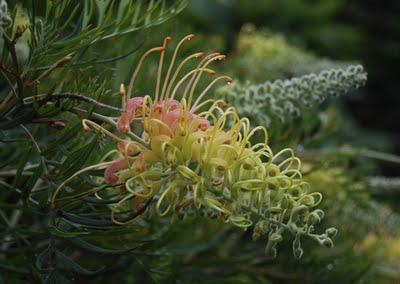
[198,124,209,131]
[119,84,126,97]
[165,36,172,43]
[217,55,226,61]
[186,34,195,41]
[50,202,56,210]
[83,126,90,132]
[196,52,205,59]
[158,47,166,52]
[208,71,216,77]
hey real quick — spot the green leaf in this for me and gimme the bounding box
[49,226,90,238]
[69,238,139,255]
[0,263,30,274]
[0,110,36,129]
[59,211,117,228]
[58,137,98,179]
[22,163,43,199]
[81,196,122,205]
[94,0,113,25]
[36,247,105,276]
[55,250,105,276]
[44,270,71,284]
[12,143,33,192]
[43,123,82,156]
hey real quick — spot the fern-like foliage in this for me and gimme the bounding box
[32,0,187,60]
[219,65,367,127]
[1,0,187,130]
[0,2,187,281]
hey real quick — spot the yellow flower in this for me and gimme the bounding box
[52,35,335,258]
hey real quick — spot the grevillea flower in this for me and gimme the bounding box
[52,35,336,258]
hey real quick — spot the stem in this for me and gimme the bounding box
[0,68,18,98]
[19,125,50,201]
[24,93,124,113]
[0,170,34,177]
[51,161,115,208]
[0,208,23,260]
[3,35,24,103]
[208,188,308,236]
[28,54,73,86]
[70,107,150,149]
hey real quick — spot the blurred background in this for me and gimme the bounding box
[179,0,400,176]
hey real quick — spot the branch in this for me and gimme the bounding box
[24,93,124,113]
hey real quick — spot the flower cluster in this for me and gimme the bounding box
[52,35,336,258]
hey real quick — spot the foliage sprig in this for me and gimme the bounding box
[219,65,367,126]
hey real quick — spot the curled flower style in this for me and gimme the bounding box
[52,35,336,258]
